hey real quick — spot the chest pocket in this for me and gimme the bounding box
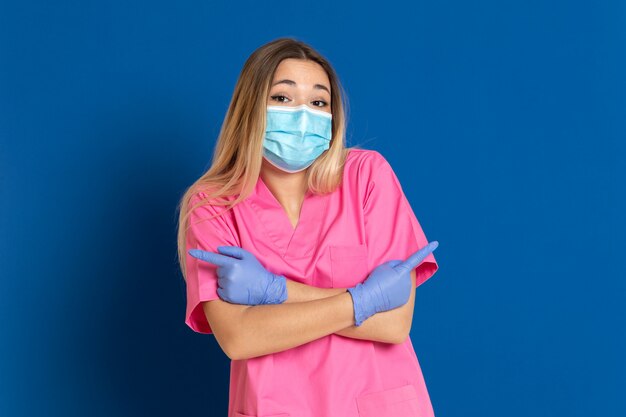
[329,243,369,288]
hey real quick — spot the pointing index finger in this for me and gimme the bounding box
[394,241,439,274]
[188,249,236,267]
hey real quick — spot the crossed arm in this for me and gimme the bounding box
[283,271,416,344]
[203,270,417,360]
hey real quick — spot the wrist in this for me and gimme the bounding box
[262,274,288,304]
[347,284,373,326]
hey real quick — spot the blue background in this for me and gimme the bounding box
[1,1,624,416]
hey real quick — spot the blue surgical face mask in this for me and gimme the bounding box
[263,104,333,173]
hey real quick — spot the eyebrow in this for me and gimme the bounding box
[272,79,330,94]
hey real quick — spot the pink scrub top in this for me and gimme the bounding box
[184,148,439,417]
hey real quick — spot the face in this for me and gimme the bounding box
[267,58,332,114]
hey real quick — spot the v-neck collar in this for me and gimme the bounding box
[260,175,310,231]
[245,174,329,259]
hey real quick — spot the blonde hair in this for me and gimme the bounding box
[176,36,356,281]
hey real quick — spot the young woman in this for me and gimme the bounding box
[177,37,440,417]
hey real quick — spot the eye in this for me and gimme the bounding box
[270,94,290,103]
[312,100,328,107]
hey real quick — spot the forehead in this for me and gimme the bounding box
[272,58,330,87]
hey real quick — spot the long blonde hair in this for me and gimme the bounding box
[176,37,354,281]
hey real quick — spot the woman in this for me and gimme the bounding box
[177,37,440,417]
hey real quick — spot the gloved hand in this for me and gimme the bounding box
[347,241,439,326]
[188,246,287,305]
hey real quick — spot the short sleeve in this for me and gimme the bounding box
[363,154,439,289]
[184,192,239,334]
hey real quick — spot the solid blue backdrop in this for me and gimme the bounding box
[1,1,624,416]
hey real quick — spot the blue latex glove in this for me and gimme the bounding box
[188,246,288,305]
[347,241,439,326]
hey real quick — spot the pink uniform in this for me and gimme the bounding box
[185,148,439,417]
